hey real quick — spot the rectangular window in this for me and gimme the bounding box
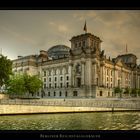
[73,91,78,96]
[44,71,46,76]
[59,91,62,96]
[44,78,46,82]
[111,70,113,76]
[65,91,68,97]
[55,83,57,88]
[66,76,69,80]
[60,83,63,88]
[60,77,63,81]
[66,82,69,88]
[55,77,57,81]
[107,77,108,81]
[49,83,51,88]
[100,91,102,96]
[111,78,112,82]
[107,69,109,76]
[107,83,108,88]
[48,92,50,96]
[49,78,51,82]
[82,41,85,46]
[54,92,56,96]
[44,84,46,88]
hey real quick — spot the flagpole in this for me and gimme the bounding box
[126,44,128,54]
[83,20,87,34]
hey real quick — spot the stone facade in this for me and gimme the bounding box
[12,32,140,98]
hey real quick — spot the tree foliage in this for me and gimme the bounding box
[6,75,26,95]
[24,74,43,95]
[6,74,43,97]
[0,55,12,89]
[124,87,130,94]
[114,87,122,94]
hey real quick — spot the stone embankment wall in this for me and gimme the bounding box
[0,98,140,115]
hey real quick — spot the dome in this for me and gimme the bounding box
[47,45,70,59]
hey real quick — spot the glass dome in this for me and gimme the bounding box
[47,45,70,59]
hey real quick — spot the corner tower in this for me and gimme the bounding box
[69,30,103,98]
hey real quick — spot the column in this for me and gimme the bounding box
[81,61,85,86]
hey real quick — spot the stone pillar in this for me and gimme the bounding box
[131,71,133,88]
[121,70,125,88]
[69,64,73,87]
[81,61,85,86]
[114,68,117,87]
[102,66,105,87]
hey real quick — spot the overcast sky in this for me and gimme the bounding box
[0,10,140,64]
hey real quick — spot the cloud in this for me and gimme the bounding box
[58,25,68,32]
[49,21,69,33]
[0,25,37,45]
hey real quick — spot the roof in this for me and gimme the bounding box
[47,45,70,59]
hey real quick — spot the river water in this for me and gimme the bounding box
[0,112,140,130]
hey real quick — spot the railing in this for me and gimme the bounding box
[0,99,140,109]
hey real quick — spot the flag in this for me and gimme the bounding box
[83,21,87,33]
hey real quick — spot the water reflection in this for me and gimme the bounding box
[0,112,140,130]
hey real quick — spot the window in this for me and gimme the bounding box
[55,77,57,81]
[60,83,63,88]
[66,76,69,80]
[48,92,50,96]
[79,42,81,47]
[77,77,81,87]
[107,69,109,76]
[49,78,51,82]
[107,83,108,88]
[59,91,62,96]
[111,78,112,82]
[60,77,63,81]
[73,91,78,96]
[100,91,102,96]
[82,41,85,46]
[44,71,46,76]
[55,83,57,88]
[65,91,68,97]
[66,82,69,88]
[49,83,51,88]
[111,70,113,76]
[54,92,56,96]
[96,78,98,86]
[44,78,46,82]
[107,77,108,81]
[44,84,46,88]
[108,92,110,96]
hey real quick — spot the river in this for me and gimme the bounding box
[0,112,140,130]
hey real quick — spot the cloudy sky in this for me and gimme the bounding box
[0,10,140,64]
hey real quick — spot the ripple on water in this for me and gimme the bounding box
[0,112,140,130]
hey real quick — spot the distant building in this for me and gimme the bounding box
[12,31,140,98]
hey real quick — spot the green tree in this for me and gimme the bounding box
[24,74,43,96]
[6,74,43,98]
[124,87,131,97]
[6,74,26,97]
[0,55,12,91]
[131,88,137,97]
[114,87,122,98]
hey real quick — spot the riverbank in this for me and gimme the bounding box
[0,98,140,115]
